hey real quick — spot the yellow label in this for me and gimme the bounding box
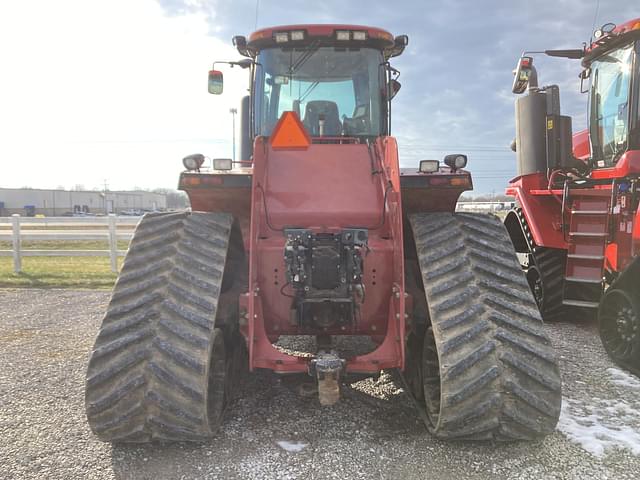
[547,119,554,130]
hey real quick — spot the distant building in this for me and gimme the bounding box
[0,188,167,216]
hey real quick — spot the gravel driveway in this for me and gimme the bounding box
[1,289,639,480]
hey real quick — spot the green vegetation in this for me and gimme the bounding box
[0,257,119,289]
[0,240,126,289]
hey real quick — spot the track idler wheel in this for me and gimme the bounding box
[599,288,640,371]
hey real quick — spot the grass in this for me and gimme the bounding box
[0,257,120,289]
[0,240,127,289]
[0,240,130,250]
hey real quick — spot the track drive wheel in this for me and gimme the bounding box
[599,288,640,372]
[408,213,562,440]
[85,211,243,442]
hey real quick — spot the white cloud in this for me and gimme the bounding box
[0,0,247,190]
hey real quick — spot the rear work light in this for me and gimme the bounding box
[419,160,439,173]
[213,158,233,170]
[183,153,205,171]
[274,32,289,43]
[443,154,468,170]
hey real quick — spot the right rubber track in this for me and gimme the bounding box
[410,212,562,440]
[85,211,233,442]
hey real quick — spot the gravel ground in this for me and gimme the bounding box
[1,289,640,480]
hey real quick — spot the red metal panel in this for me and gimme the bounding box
[591,151,640,179]
[505,173,567,249]
[572,129,590,161]
[244,136,405,373]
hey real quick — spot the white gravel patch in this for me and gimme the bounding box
[276,440,308,453]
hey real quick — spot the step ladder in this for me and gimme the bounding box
[562,187,612,309]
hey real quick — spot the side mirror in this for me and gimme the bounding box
[208,70,223,94]
[512,56,533,94]
[389,80,402,100]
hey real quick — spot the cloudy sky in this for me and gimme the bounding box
[0,0,635,194]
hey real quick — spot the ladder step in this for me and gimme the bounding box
[569,232,608,237]
[567,254,605,260]
[562,299,600,309]
[570,210,609,215]
[565,276,602,284]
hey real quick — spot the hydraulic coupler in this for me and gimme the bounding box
[309,351,345,406]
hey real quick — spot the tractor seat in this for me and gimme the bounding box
[303,100,342,136]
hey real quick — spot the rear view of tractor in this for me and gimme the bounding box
[85,24,561,443]
[504,19,640,375]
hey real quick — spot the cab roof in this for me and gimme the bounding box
[584,17,640,65]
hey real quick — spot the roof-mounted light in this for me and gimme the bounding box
[419,160,439,173]
[444,154,468,170]
[213,158,233,171]
[594,22,616,39]
[274,32,289,43]
[336,30,351,41]
[183,154,205,171]
[352,31,367,41]
[290,30,305,41]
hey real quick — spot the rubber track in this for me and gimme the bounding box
[410,212,562,440]
[85,211,232,442]
[531,247,566,320]
[512,208,566,321]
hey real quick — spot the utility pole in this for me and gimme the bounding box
[103,179,109,214]
[229,108,237,162]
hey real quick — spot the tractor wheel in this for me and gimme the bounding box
[85,211,242,442]
[599,288,640,371]
[408,212,562,440]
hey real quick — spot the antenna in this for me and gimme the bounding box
[590,0,600,37]
[254,0,260,30]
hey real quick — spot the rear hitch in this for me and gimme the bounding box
[309,351,345,406]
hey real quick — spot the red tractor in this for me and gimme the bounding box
[504,19,640,375]
[85,24,561,443]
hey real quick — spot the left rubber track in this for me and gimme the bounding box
[85,211,233,442]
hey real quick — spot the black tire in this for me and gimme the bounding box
[598,288,640,371]
[85,211,236,442]
[409,212,562,440]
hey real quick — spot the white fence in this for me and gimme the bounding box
[0,214,140,273]
[456,201,515,212]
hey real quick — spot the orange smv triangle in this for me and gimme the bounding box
[270,111,311,150]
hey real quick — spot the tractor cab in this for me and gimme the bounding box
[504,19,640,376]
[208,25,407,157]
[584,31,639,170]
[509,18,640,178]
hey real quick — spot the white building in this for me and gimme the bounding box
[0,188,166,216]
